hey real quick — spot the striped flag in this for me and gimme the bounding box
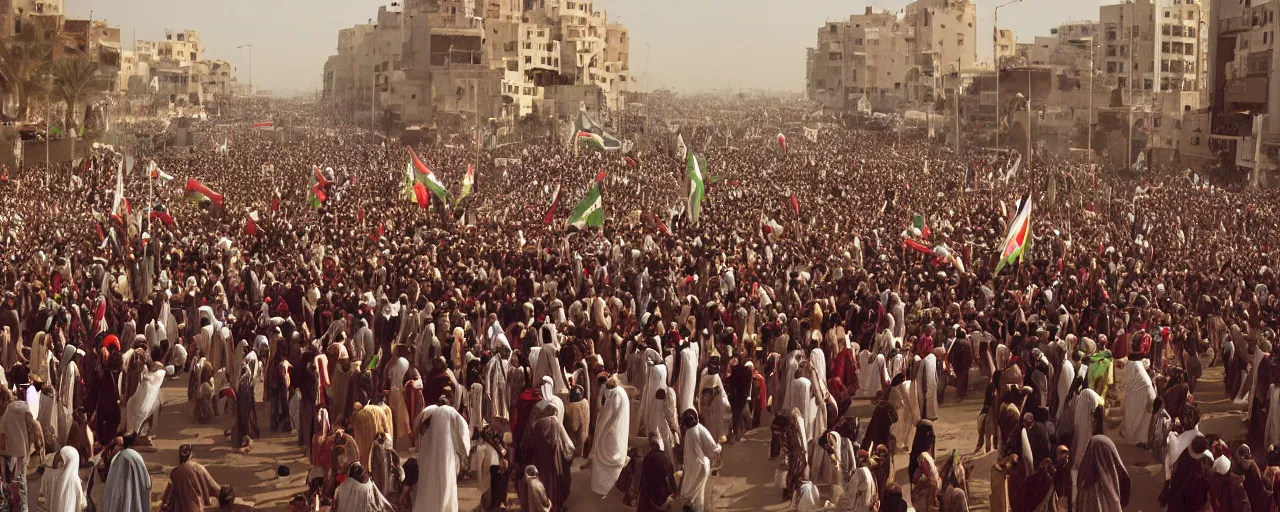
[244,210,260,236]
[994,194,1033,274]
[567,172,606,229]
[575,131,607,152]
[458,164,475,202]
[307,167,329,208]
[147,161,173,181]
[184,179,224,206]
[408,147,451,203]
[543,184,561,225]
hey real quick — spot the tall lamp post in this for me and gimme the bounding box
[994,0,1023,151]
[236,44,253,96]
[1069,36,1095,161]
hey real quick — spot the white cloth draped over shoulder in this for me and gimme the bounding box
[413,405,471,512]
[1119,362,1155,444]
[589,384,631,495]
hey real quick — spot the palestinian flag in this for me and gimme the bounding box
[184,178,224,206]
[147,161,173,181]
[458,164,474,202]
[408,147,450,203]
[912,214,932,238]
[686,151,706,225]
[994,194,1033,274]
[778,133,787,153]
[575,131,607,152]
[307,167,329,208]
[244,210,260,236]
[543,184,562,225]
[566,172,606,229]
[251,122,274,130]
[570,109,623,150]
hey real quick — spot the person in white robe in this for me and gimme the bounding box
[675,343,699,416]
[333,463,394,512]
[638,361,669,434]
[785,376,817,449]
[778,350,803,410]
[916,353,939,420]
[412,404,471,512]
[643,387,680,459]
[1235,342,1266,405]
[791,480,825,512]
[680,411,722,512]
[41,446,85,512]
[839,465,877,512]
[856,351,874,397]
[36,384,58,455]
[101,448,150,512]
[696,369,731,443]
[532,324,569,397]
[1268,384,1280,450]
[589,378,631,496]
[891,378,920,451]
[1118,360,1156,444]
[1056,352,1076,417]
[537,376,565,424]
[484,350,511,423]
[1071,387,1103,489]
[55,346,79,450]
[124,364,167,435]
[466,383,486,436]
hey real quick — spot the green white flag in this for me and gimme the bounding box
[567,171,606,229]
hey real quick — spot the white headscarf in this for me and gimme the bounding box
[101,448,151,512]
[42,446,85,512]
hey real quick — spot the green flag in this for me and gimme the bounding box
[567,171,606,229]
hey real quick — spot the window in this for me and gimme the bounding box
[957,33,964,45]
[1144,78,1153,90]
[1187,27,1195,37]
[1120,45,1127,57]
[1107,62,1117,73]
[1163,25,1172,35]
[1106,30,1117,41]
[1162,59,1170,71]
[1118,77,1127,88]
[830,24,838,33]
[1132,25,1140,37]
[1163,41,1171,53]
[1185,44,1194,55]
[524,56,531,64]
[524,42,532,50]
[1107,45,1117,56]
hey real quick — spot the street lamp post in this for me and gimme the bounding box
[994,0,1023,151]
[236,44,253,96]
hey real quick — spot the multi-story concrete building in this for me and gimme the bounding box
[0,0,63,40]
[806,0,976,112]
[996,29,1019,65]
[325,0,629,125]
[1208,0,1280,182]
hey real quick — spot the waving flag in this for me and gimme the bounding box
[408,147,451,203]
[686,151,706,225]
[146,161,173,181]
[570,109,623,150]
[543,184,562,225]
[307,167,329,208]
[458,164,475,202]
[110,164,128,223]
[244,210,260,236]
[995,194,1033,274]
[777,133,787,153]
[575,131,607,152]
[271,187,281,212]
[184,179,224,207]
[675,133,688,162]
[251,121,274,130]
[567,172,606,229]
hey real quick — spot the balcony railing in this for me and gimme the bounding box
[1221,16,1251,35]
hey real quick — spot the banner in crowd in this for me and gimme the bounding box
[567,172,606,229]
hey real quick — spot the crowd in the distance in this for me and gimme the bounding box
[0,94,1278,512]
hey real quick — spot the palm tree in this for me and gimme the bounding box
[0,37,53,121]
[49,57,100,134]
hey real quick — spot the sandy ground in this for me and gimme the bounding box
[20,358,1243,511]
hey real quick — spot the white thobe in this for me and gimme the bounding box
[412,405,471,512]
[589,385,631,495]
[916,354,939,420]
[1118,362,1155,444]
[680,423,722,512]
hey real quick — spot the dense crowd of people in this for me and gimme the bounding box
[0,94,1278,512]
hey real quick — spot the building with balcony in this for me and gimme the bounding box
[805,0,976,113]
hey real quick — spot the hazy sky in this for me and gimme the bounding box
[67,0,1105,94]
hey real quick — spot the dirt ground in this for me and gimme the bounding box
[21,358,1243,511]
